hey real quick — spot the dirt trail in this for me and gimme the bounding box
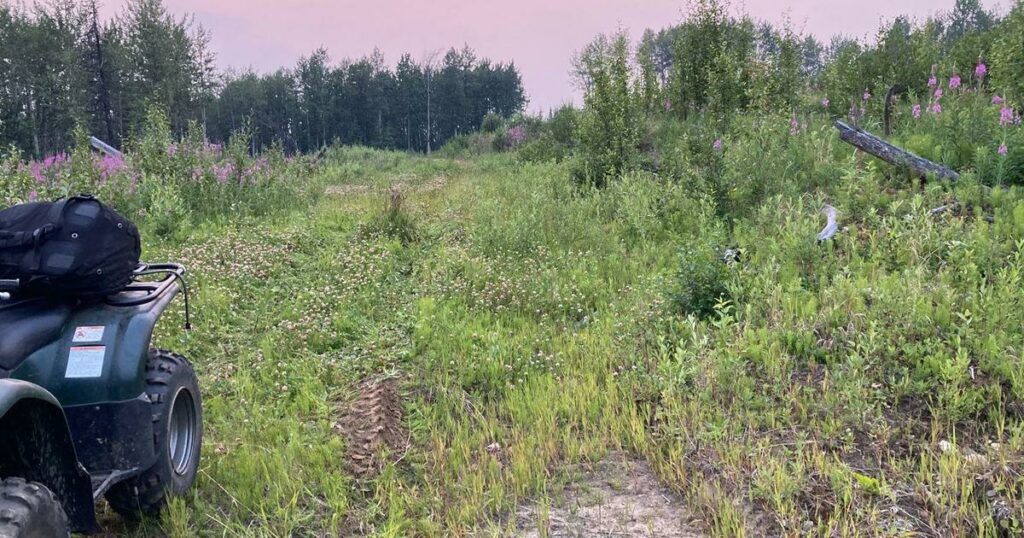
[324,174,450,197]
[517,454,706,537]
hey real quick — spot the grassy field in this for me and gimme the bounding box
[82,134,1023,537]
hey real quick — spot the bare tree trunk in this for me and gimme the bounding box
[90,1,116,145]
[834,121,960,181]
[426,70,432,155]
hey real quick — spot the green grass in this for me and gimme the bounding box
[107,142,1024,536]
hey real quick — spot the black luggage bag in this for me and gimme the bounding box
[0,195,141,299]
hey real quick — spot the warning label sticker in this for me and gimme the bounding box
[72,326,105,343]
[65,346,105,378]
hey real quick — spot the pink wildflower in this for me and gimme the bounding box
[821,98,830,108]
[712,138,722,151]
[930,102,942,115]
[863,90,871,101]
[976,63,987,79]
[949,75,961,89]
[97,154,126,183]
[1001,107,1015,126]
[789,116,800,135]
[934,88,944,99]
[998,143,1008,156]
[41,153,67,169]
[912,104,922,119]
[214,162,235,184]
[28,190,37,201]
[30,162,45,183]
[993,95,1004,105]
[928,75,937,88]
[507,125,526,146]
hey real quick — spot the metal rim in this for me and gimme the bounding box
[167,387,198,476]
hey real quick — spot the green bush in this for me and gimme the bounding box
[670,238,732,320]
[480,113,503,133]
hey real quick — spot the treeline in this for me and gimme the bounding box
[571,0,1023,182]
[211,47,525,154]
[618,0,1014,118]
[0,0,526,157]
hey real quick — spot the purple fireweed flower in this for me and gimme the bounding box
[934,88,944,99]
[976,63,987,79]
[712,138,722,151]
[993,95,1004,105]
[998,143,1008,155]
[928,75,937,88]
[30,162,45,184]
[166,144,178,157]
[931,102,942,114]
[97,154,127,183]
[41,153,67,169]
[912,104,922,119]
[863,90,871,101]
[949,75,961,89]
[789,116,800,135]
[821,98,830,108]
[213,162,235,184]
[1001,107,1015,126]
[507,125,526,146]
[28,190,37,201]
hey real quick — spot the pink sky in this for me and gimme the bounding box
[105,0,1003,113]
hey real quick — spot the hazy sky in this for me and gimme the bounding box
[105,0,1003,112]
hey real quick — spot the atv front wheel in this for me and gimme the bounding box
[0,477,69,538]
[106,349,203,518]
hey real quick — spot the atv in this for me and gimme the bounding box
[0,263,201,536]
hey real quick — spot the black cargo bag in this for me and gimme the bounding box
[0,195,141,299]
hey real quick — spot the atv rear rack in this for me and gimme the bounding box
[105,263,186,307]
[105,263,192,330]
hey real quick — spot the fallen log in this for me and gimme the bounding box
[834,121,960,181]
[89,136,123,159]
[929,203,960,217]
[817,205,839,242]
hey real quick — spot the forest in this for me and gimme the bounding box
[0,0,526,156]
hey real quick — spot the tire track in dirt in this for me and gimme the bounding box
[334,377,408,480]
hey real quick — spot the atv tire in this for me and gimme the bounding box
[106,349,202,518]
[0,478,69,538]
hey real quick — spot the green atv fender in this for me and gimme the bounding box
[0,379,98,533]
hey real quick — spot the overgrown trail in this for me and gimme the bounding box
[111,154,693,537]
[114,148,1024,537]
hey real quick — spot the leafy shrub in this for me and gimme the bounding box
[480,113,503,133]
[574,32,641,187]
[670,238,731,320]
[517,133,570,163]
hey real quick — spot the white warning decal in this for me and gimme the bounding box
[65,346,106,378]
[72,326,105,343]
